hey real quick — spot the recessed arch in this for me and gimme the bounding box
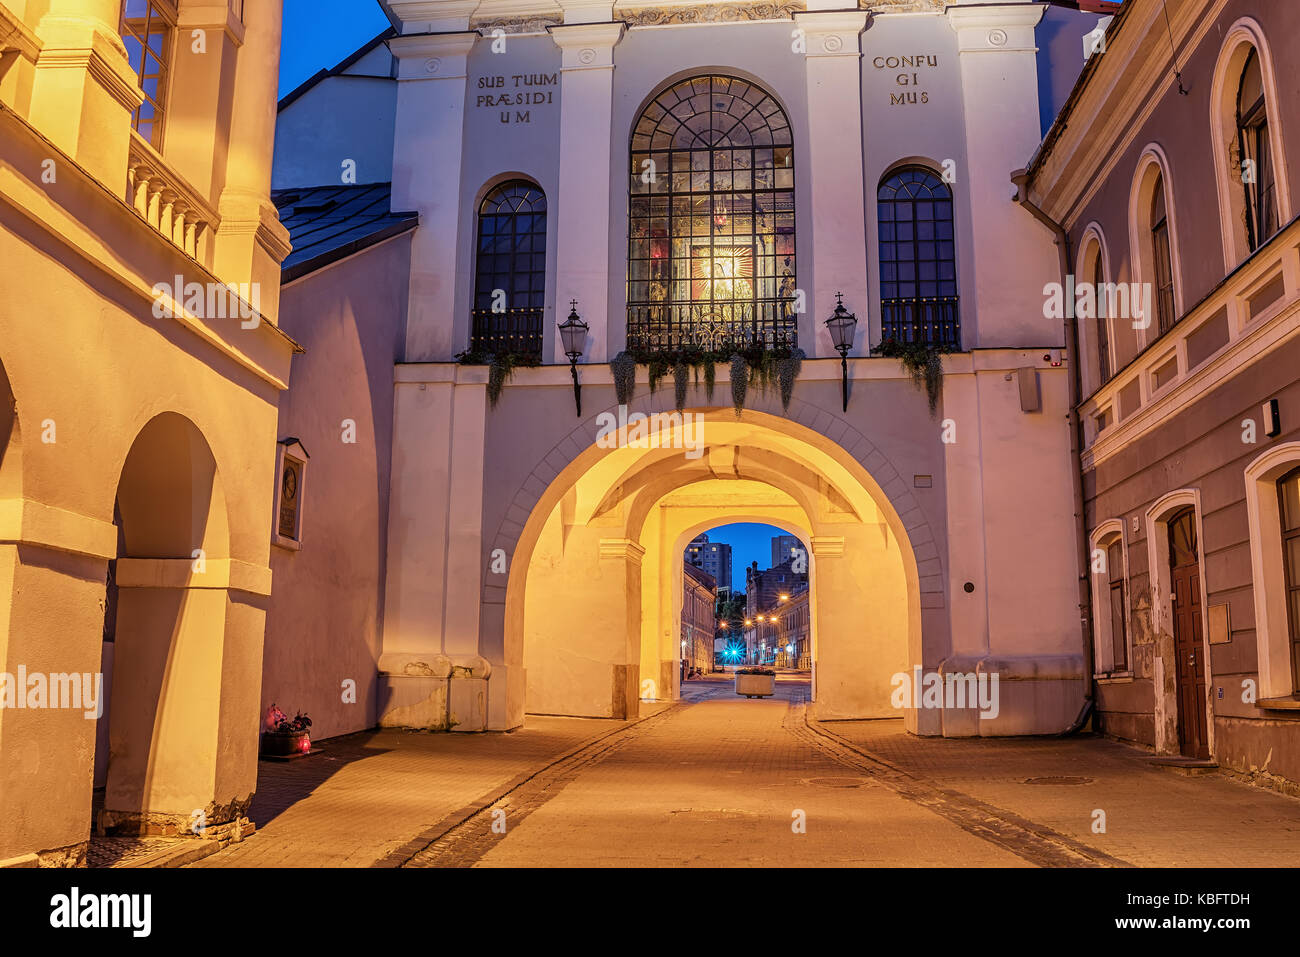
[1088,518,1129,676]
[502,406,929,727]
[1209,18,1292,270]
[1144,488,1214,758]
[1129,145,1183,344]
[1075,222,1119,392]
[99,411,232,831]
[1243,441,1300,700]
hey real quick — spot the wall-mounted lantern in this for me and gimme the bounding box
[558,300,588,418]
[825,292,858,412]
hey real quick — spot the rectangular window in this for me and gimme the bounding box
[120,0,178,149]
[1152,219,1176,336]
[1107,539,1128,672]
[1279,469,1300,691]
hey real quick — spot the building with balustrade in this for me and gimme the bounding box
[1,0,292,865]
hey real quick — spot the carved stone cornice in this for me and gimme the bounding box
[858,0,944,11]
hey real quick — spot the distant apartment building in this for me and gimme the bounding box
[686,534,732,596]
[682,562,718,676]
[745,559,809,664]
[770,534,804,568]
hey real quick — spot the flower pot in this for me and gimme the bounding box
[735,673,775,698]
[261,730,310,756]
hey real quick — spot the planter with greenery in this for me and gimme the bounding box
[260,704,312,756]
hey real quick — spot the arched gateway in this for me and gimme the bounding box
[501,406,926,726]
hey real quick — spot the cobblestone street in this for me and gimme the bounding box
[182,677,1300,868]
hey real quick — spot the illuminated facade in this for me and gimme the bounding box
[0,0,291,865]
[263,0,1109,741]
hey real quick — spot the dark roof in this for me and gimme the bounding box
[278,28,397,112]
[273,183,417,282]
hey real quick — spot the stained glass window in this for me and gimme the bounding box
[628,76,796,352]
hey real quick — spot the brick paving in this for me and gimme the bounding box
[822,718,1300,867]
[192,715,635,868]
[185,678,1300,868]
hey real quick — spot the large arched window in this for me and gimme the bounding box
[877,167,959,348]
[471,180,547,355]
[628,75,796,351]
[1237,48,1278,252]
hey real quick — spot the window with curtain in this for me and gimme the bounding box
[1150,174,1177,336]
[471,181,547,356]
[120,0,178,149]
[1237,48,1278,253]
[877,167,960,348]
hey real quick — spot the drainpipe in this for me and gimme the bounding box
[1011,168,1095,734]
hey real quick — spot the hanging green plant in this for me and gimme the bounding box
[777,347,805,413]
[611,350,636,406]
[703,360,716,402]
[646,355,669,396]
[729,352,748,417]
[673,360,689,413]
[455,349,542,408]
[873,339,946,415]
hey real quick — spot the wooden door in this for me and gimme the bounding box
[1169,508,1209,759]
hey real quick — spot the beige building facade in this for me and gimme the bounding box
[0,0,294,865]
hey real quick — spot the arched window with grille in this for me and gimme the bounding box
[471,180,547,356]
[877,167,959,348]
[1237,48,1278,252]
[628,75,796,352]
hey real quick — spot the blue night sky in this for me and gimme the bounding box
[705,522,799,594]
[279,0,391,99]
[276,5,797,590]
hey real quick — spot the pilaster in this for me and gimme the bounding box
[549,21,623,362]
[794,10,869,359]
[390,31,478,360]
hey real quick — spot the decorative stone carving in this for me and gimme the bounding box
[988,28,1008,46]
[578,47,597,64]
[472,15,562,34]
[822,33,843,53]
[620,2,803,26]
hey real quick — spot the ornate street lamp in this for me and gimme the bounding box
[558,300,588,417]
[825,292,858,412]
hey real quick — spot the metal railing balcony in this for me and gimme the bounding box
[879,296,961,349]
[470,306,544,356]
[626,297,798,353]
